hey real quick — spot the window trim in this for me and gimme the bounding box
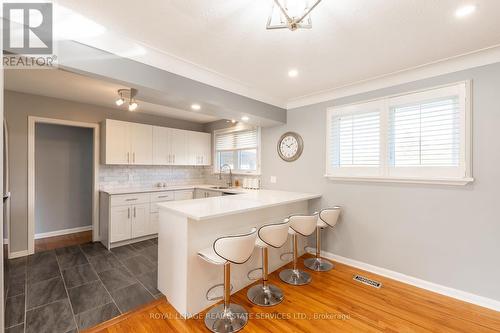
[325,81,473,185]
[213,125,261,175]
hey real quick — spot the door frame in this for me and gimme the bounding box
[27,116,100,255]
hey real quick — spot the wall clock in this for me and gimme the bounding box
[277,132,304,162]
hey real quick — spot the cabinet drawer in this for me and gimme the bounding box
[110,193,150,207]
[174,190,194,201]
[150,191,174,203]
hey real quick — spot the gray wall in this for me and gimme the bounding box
[35,123,93,234]
[261,62,500,302]
[5,91,206,252]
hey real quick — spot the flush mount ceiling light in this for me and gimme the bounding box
[455,4,477,18]
[116,88,139,111]
[191,104,201,111]
[267,0,322,31]
[241,116,250,122]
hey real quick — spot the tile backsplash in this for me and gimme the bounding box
[99,165,261,190]
[99,165,209,190]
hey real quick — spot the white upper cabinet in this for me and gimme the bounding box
[170,128,188,165]
[102,119,153,165]
[187,131,212,166]
[130,122,153,165]
[102,119,130,165]
[103,119,211,166]
[153,126,169,165]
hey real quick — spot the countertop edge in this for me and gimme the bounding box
[158,193,321,221]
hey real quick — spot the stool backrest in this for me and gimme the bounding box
[319,207,341,227]
[289,214,318,236]
[213,228,257,264]
[258,219,290,248]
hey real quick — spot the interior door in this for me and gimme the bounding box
[105,119,130,164]
[110,205,131,242]
[130,123,153,165]
[153,126,169,165]
[131,203,150,238]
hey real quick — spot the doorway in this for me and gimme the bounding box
[27,117,99,255]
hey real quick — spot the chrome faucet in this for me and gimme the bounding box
[218,164,233,188]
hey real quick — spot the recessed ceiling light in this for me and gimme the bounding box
[191,104,201,111]
[288,69,299,78]
[241,116,249,122]
[455,4,476,18]
[231,119,236,124]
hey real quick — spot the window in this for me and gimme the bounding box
[214,126,260,174]
[326,82,472,184]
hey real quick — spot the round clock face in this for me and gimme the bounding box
[278,132,303,162]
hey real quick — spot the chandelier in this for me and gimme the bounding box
[266,0,322,31]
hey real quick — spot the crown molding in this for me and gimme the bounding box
[286,44,500,109]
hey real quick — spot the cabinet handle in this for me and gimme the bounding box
[173,154,175,163]
[127,152,130,163]
[133,152,136,164]
[125,198,138,201]
[157,195,170,198]
[128,207,130,219]
[134,207,136,218]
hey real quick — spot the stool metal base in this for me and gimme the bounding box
[247,284,284,306]
[304,257,334,272]
[279,268,311,286]
[204,303,248,333]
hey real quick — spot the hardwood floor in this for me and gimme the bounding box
[34,230,93,252]
[82,254,500,333]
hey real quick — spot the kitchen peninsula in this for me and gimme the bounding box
[157,189,321,317]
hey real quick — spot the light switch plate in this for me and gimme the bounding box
[270,176,277,183]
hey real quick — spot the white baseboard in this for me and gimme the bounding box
[35,225,92,240]
[9,250,29,259]
[313,249,500,312]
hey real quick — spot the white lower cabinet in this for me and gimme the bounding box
[101,189,194,248]
[110,206,132,242]
[130,203,150,238]
[194,189,222,199]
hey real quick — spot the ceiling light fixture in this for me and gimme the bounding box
[116,88,139,111]
[267,0,322,31]
[191,104,201,111]
[455,4,476,18]
[241,116,249,122]
[128,101,138,112]
[288,69,299,77]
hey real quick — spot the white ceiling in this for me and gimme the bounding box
[4,69,219,123]
[55,0,500,106]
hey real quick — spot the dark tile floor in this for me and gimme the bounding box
[4,238,161,333]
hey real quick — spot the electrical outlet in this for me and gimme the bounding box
[270,176,277,183]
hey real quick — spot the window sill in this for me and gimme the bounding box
[324,175,474,186]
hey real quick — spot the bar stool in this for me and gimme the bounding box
[198,228,257,333]
[247,219,290,306]
[279,214,318,286]
[304,207,341,272]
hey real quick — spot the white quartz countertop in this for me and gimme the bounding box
[100,184,245,195]
[157,189,321,220]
